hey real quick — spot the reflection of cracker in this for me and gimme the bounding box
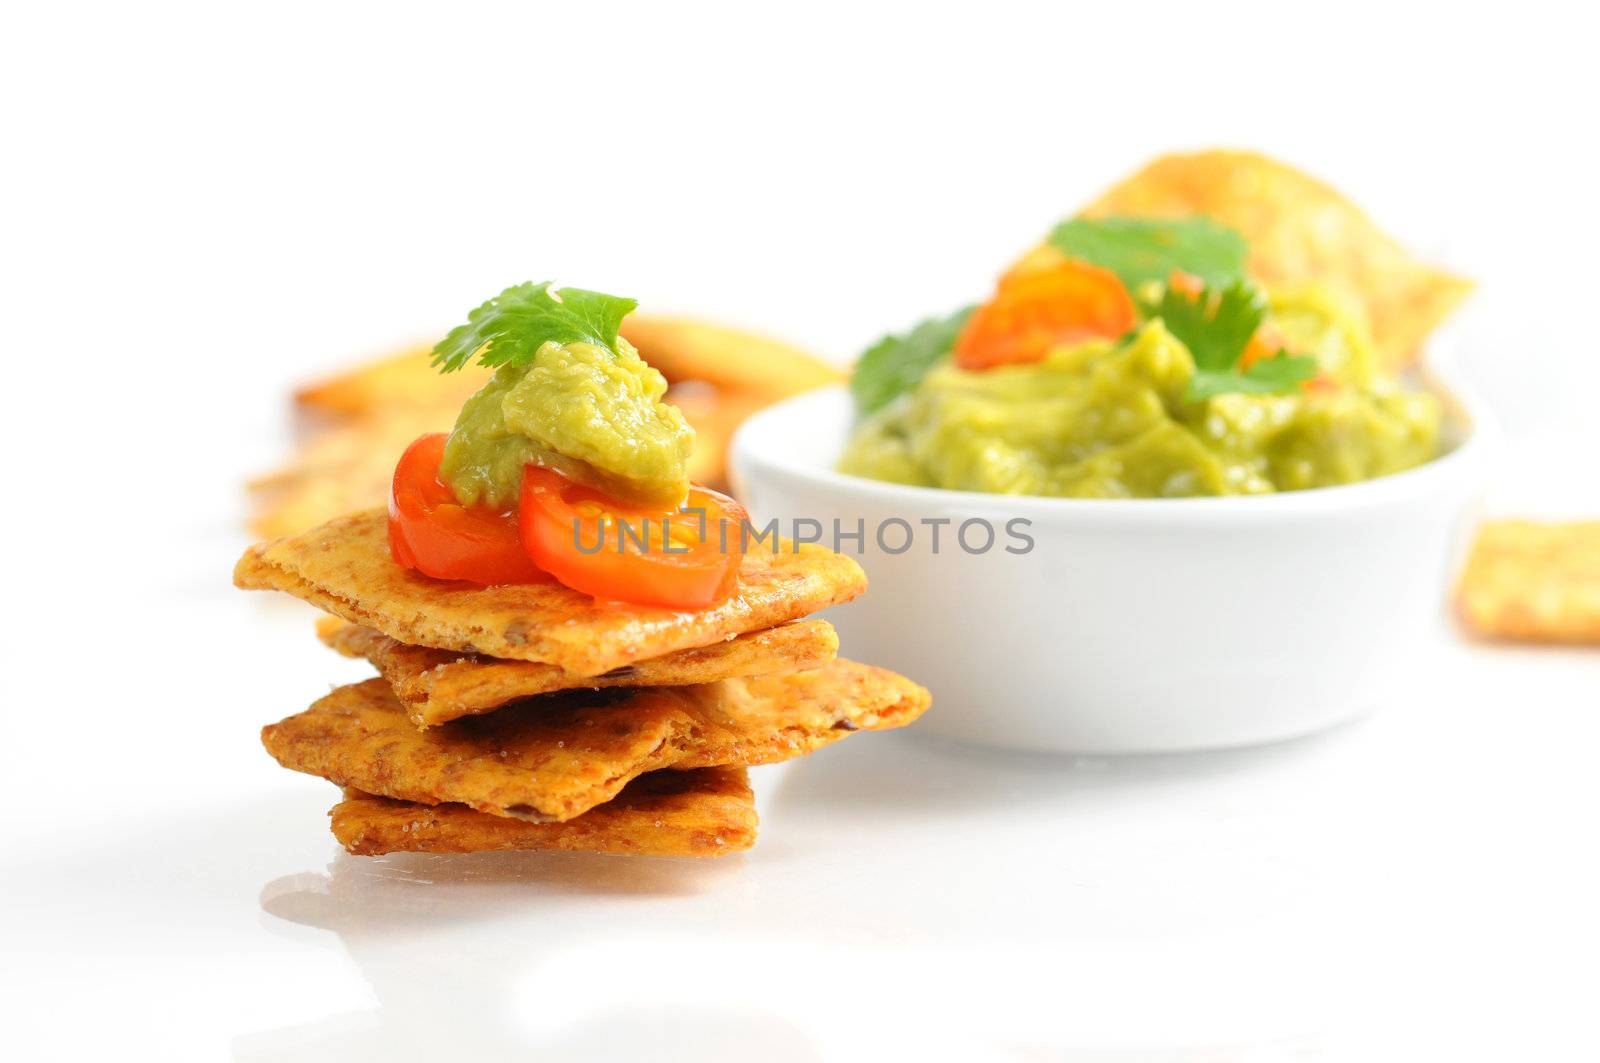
[1083,150,1472,369]
[330,767,756,857]
[265,662,930,822]
[235,508,865,675]
[321,618,839,726]
[1457,520,1600,644]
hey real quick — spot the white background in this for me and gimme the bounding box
[3,3,1598,1060]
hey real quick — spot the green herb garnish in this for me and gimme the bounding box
[1048,216,1248,292]
[432,282,639,373]
[850,306,975,414]
[1154,279,1318,400]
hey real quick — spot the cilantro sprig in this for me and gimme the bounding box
[1048,216,1247,291]
[1154,280,1318,401]
[850,306,974,414]
[432,281,638,373]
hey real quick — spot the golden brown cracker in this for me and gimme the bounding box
[263,660,930,822]
[329,767,756,857]
[1082,149,1473,369]
[320,618,839,726]
[622,316,842,401]
[235,508,866,675]
[1456,520,1600,644]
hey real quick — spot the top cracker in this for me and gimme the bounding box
[235,508,866,676]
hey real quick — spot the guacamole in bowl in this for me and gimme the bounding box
[839,218,1445,499]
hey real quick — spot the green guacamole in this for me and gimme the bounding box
[441,336,693,509]
[838,288,1441,497]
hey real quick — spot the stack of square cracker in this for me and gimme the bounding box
[235,508,930,859]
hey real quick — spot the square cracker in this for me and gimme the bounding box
[330,767,756,857]
[319,617,839,726]
[263,660,931,822]
[1456,520,1600,644]
[234,508,867,676]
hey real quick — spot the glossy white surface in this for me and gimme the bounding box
[733,379,1491,752]
[6,582,1600,1062]
[6,3,1600,1060]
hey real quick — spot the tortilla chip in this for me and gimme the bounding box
[666,383,768,490]
[263,661,930,822]
[1456,520,1600,644]
[248,402,462,540]
[294,344,492,422]
[320,618,840,726]
[621,316,842,401]
[329,767,756,857]
[235,508,866,675]
[1082,149,1472,369]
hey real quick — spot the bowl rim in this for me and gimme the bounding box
[731,357,1496,523]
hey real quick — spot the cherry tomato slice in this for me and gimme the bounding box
[387,433,548,585]
[955,260,1137,370]
[518,466,747,610]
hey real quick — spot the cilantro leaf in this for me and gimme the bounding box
[850,306,974,414]
[1153,279,1318,400]
[1048,216,1248,292]
[1156,279,1266,374]
[431,281,638,372]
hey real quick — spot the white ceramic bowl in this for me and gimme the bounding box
[731,366,1492,754]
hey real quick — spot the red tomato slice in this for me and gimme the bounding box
[955,260,1137,370]
[518,466,747,610]
[387,433,549,585]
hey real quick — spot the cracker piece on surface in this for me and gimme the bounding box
[1457,520,1600,644]
[330,767,756,857]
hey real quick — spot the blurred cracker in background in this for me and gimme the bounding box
[248,316,840,538]
[1084,149,1474,370]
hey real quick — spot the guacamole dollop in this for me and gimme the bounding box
[441,336,693,509]
[838,288,1440,497]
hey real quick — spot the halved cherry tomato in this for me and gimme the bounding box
[518,465,746,610]
[955,260,1137,370]
[387,433,548,585]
